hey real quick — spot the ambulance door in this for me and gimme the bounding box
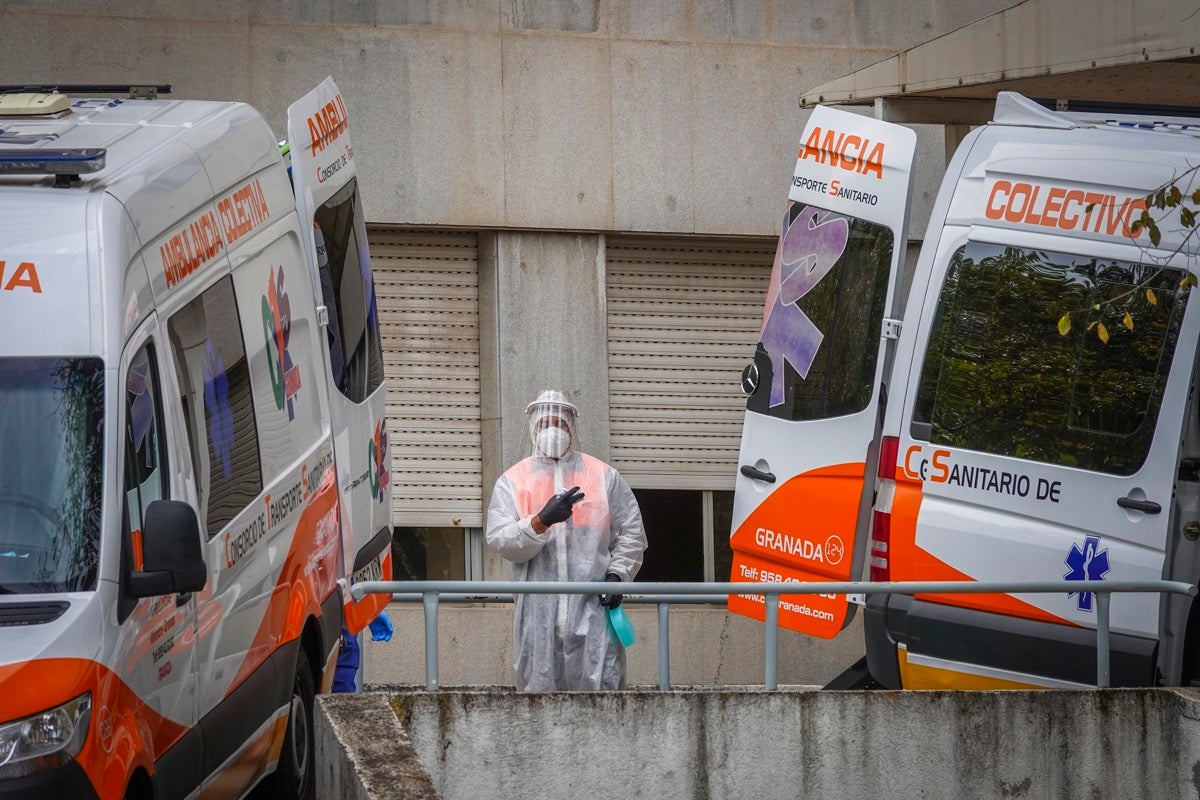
[287,77,392,632]
[729,107,916,637]
[117,328,202,791]
[892,230,1195,686]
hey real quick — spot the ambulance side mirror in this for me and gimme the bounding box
[128,500,208,598]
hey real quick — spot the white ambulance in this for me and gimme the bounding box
[731,92,1200,689]
[0,78,392,798]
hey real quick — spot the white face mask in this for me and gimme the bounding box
[535,427,571,459]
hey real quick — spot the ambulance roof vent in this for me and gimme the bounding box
[0,148,106,187]
[0,92,70,117]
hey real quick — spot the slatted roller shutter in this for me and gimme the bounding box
[606,235,775,490]
[368,226,482,526]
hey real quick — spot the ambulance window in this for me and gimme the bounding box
[913,242,1189,475]
[313,177,385,404]
[168,277,264,538]
[123,344,167,547]
[745,202,894,421]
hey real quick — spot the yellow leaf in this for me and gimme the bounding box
[1123,310,1134,330]
[1057,313,1072,336]
[1097,322,1110,344]
[1146,288,1158,306]
[1087,320,1098,331]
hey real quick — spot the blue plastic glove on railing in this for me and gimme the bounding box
[368,611,393,641]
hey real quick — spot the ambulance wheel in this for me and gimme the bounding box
[123,770,151,800]
[265,652,316,800]
[1181,597,1200,686]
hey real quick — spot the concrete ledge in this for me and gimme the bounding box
[315,693,440,799]
[318,687,1200,799]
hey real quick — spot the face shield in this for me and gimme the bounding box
[526,390,579,460]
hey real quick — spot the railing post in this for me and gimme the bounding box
[1096,591,1111,688]
[764,593,779,690]
[658,602,670,692]
[423,591,440,690]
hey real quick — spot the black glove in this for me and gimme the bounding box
[600,572,623,609]
[536,486,584,526]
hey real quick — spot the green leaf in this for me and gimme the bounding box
[1097,322,1110,344]
[1130,219,1143,233]
[1169,185,1183,206]
[1123,310,1134,330]
[1057,313,1072,336]
[1182,207,1196,228]
[1085,202,1097,213]
[1087,320,1098,331]
[1154,189,1167,209]
[1146,287,1158,306]
[1192,189,1200,205]
[1149,223,1162,246]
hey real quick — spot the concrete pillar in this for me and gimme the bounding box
[478,230,610,580]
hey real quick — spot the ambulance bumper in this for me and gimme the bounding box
[864,592,1157,689]
[0,759,97,800]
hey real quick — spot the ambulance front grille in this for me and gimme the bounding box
[0,602,69,626]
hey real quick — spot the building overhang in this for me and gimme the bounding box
[800,0,1200,124]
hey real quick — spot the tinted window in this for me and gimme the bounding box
[0,357,103,593]
[124,344,167,557]
[169,277,263,537]
[745,201,894,421]
[314,177,384,403]
[913,242,1189,475]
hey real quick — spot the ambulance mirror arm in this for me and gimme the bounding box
[128,500,208,598]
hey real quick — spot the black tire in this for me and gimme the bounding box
[261,652,316,800]
[123,770,151,800]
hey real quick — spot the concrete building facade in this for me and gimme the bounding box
[1,0,1017,684]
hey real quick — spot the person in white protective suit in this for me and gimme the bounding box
[486,389,647,691]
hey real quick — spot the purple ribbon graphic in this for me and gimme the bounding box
[760,205,850,407]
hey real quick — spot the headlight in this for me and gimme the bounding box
[0,692,91,779]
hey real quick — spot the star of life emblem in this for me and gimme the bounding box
[1064,535,1110,612]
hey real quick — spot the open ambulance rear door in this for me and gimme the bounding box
[729,106,915,636]
[287,77,393,633]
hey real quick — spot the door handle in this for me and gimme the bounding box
[1117,496,1161,514]
[175,592,192,607]
[740,465,776,484]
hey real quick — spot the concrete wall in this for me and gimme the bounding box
[0,1,1008,238]
[318,687,1200,800]
[363,601,866,688]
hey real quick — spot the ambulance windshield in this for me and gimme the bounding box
[0,357,103,593]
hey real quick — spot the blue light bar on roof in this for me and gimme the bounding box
[0,148,106,175]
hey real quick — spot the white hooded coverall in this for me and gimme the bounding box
[486,448,646,691]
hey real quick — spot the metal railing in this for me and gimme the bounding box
[351,579,1197,691]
